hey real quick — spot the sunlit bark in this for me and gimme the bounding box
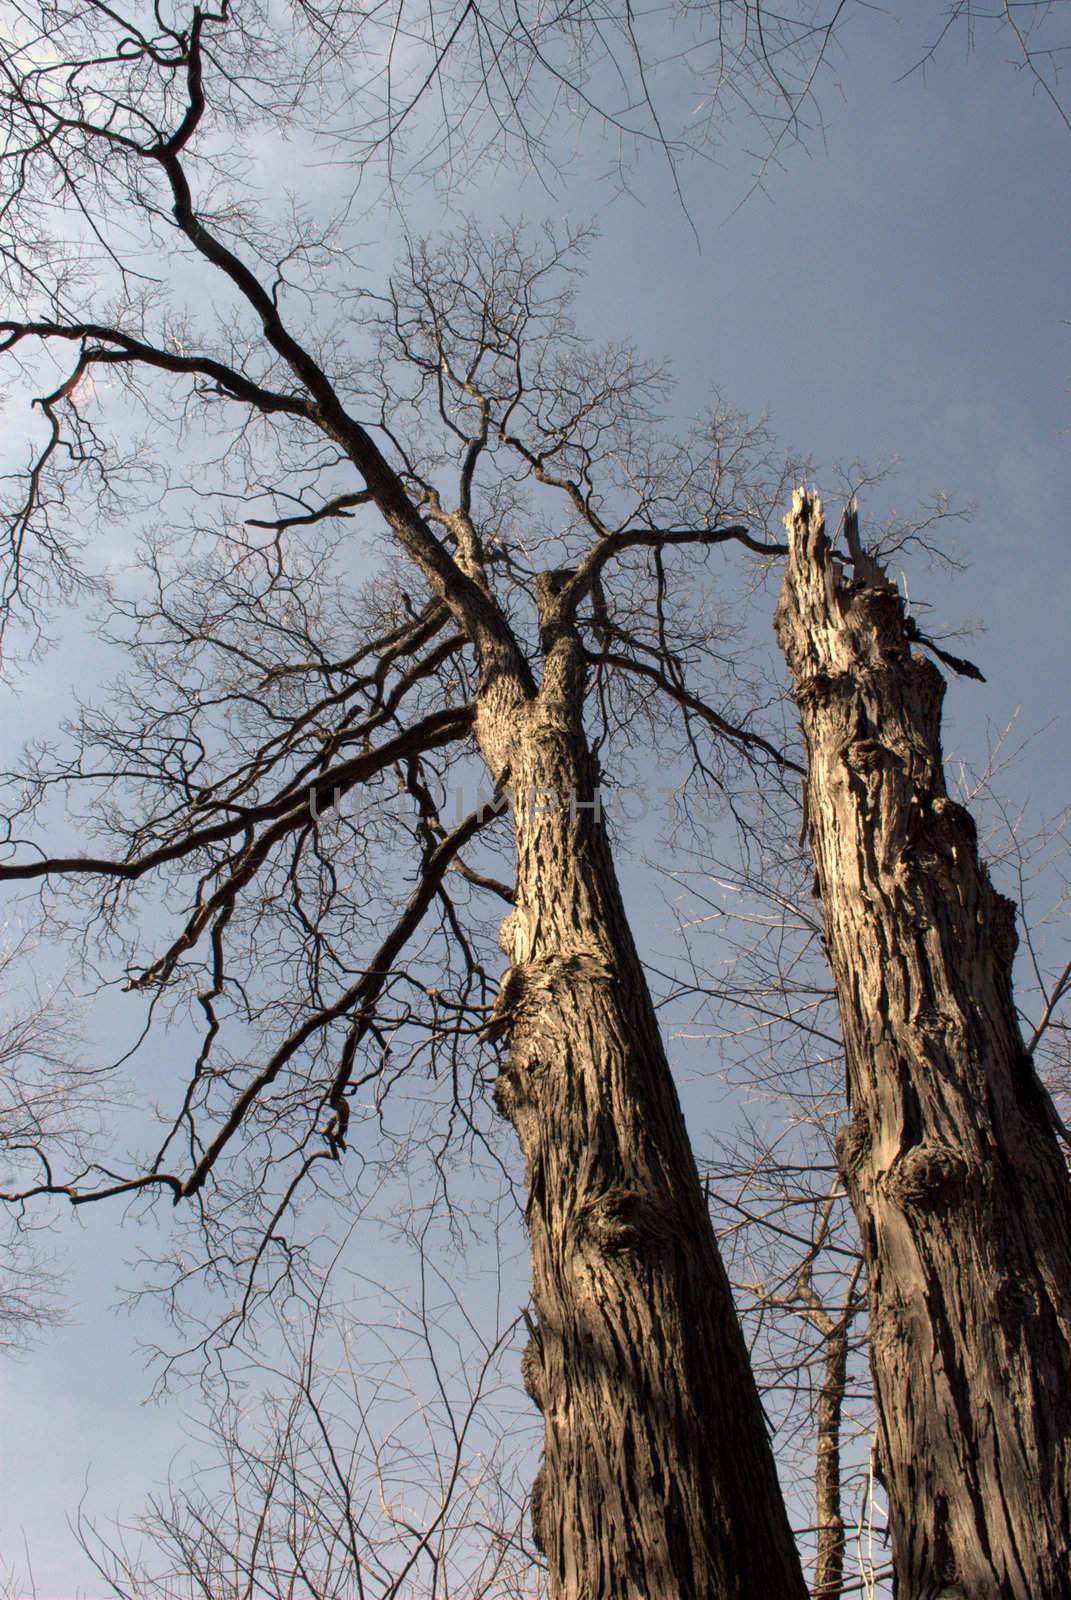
[487,597,806,1598]
[776,490,1071,1600]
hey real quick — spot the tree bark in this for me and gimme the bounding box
[486,593,807,1599]
[813,1307,851,1599]
[775,490,1071,1600]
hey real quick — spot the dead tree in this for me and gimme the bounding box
[775,489,1071,1599]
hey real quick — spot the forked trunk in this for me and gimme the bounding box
[775,491,1071,1600]
[483,611,806,1599]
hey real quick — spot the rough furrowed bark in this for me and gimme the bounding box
[484,611,807,1599]
[775,490,1071,1600]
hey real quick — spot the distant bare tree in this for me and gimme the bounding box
[0,936,105,1349]
[667,783,882,1598]
[80,1232,546,1600]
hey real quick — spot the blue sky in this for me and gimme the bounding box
[0,2,1067,1593]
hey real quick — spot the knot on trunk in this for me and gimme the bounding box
[987,889,1019,966]
[994,1273,1040,1326]
[886,1142,970,1209]
[520,1326,545,1410]
[929,795,979,851]
[535,568,577,611]
[794,669,847,711]
[492,1064,521,1124]
[842,736,901,777]
[575,1184,675,1256]
[530,1460,548,1555]
[482,963,530,1045]
[485,947,616,1048]
[835,1115,870,1190]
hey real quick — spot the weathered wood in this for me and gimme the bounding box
[775,489,1071,1600]
[487,597,807,1598]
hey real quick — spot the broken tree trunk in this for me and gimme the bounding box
[775,490,1071,1600]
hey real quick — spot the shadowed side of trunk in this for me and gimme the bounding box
[775,490,1071,1600]
[484,605,807,1600]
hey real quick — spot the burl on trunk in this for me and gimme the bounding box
[776,489,1071,1600]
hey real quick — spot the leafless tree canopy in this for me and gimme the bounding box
[0,7,822,1592]
[0,193,796,1263]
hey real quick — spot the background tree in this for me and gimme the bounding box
[669,762,882,1598]
[77,1238,545,1600]
[0,936,104,1348]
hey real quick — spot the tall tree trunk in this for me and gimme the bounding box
[775,490,1071,1600]
[485,596,807,1599]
